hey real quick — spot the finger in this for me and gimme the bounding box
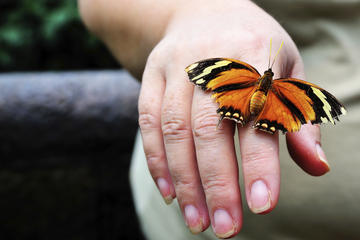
[238,125,280,215]
[162,71,210,234]
[138,62,175,204]
[192,88,242,239]
[286,124,329,176]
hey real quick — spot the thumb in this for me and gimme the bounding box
[286,124,330,176]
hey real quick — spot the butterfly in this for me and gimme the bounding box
[185,42,346,134]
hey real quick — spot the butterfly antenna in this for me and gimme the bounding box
[268,38,272,69]
[271,41,284,69]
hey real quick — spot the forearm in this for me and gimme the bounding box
[78,0,181,78]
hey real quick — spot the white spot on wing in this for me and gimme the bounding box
[186,63,199,72]
[195,79,205,85]
[191,60,232,81]
[341,107,347,115]
[320,117,328,123]
[311,87,335,124]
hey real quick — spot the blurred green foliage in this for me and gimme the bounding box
[0,0,119,72]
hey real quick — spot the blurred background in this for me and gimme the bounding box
[0,1,144,239]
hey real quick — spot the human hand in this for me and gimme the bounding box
[78,0,331,238]
[138,1,330,238]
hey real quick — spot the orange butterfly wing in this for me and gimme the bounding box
[186,58,346,133]
[186,58,260,125]
[213,87,257,125]
[254,78,347,133]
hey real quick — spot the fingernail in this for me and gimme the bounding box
[250,180,271,214]
[212,209,235,239]
[184,205,203,234]
[157,178,173,204]
[316,143,330,172]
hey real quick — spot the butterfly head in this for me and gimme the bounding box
[264,69,274,77]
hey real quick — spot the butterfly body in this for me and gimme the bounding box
[249,69,274,116]
[250,89,267,116]
[186,58,346,134]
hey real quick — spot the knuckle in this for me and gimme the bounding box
[147,47,163,65]
[192,111,219,140]
[202,174,234,196]
[241,148,275,169]
[147,39,171,65]
[145,152,166,176]
[146,152,164,168]
[138,111,159,132]
[168,161,198,193]
[162,115,190,142]
[171,171,197,192]
[170,44,190,65]
[241,31,265,48]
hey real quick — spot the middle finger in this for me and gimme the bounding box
[192,88,243,238]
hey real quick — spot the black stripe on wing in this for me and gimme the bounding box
[212,82,257,93]
[271,87,307,124]
[185,58,260,90]
[280,80,346,124]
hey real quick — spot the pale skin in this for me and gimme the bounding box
[79,0,330,238]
